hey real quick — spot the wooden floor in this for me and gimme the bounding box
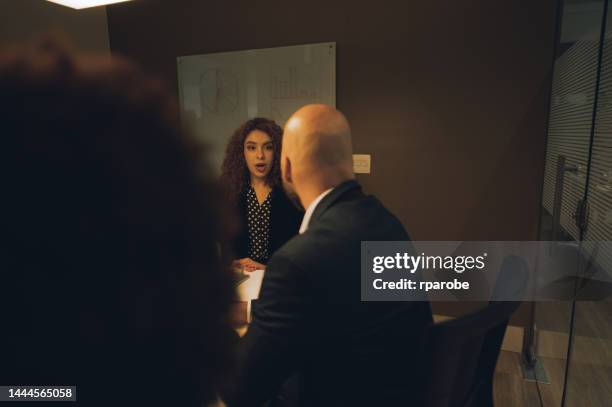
[496,351,612,407]
[532,300,612,407]
[493,351,541,407]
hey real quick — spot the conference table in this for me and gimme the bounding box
[211,269,265,406]
[235,268,265,335]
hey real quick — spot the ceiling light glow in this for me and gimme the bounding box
[46,0,134,10]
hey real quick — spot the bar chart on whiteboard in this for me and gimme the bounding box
[270,66,318,99]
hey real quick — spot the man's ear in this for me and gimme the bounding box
[283,156,293,183]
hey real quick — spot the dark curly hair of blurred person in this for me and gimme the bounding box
[0,39,234,407]
[220,118,283,204]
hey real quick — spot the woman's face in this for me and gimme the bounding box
[244,130,274,181]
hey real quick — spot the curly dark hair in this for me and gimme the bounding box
[0,38,234,407]
[220,117,283,203]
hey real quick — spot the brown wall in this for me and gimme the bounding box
[106,0,558,322]
[0,0,110,53]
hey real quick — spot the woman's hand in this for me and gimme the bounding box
[231,259,243,271]
[236,258,265,272]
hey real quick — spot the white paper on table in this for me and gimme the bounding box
[236,269,265,301]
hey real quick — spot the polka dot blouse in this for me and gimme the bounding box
[246,185,272,264]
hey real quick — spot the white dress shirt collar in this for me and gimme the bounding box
[299,188,333,234]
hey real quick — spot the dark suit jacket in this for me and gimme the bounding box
[226,180,433,407]
[233,186,303,263]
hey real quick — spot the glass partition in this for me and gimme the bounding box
[532,0,611,405]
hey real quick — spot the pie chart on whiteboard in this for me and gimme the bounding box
[199,68,239,115]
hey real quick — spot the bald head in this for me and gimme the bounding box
[284,104,353,176]
[281,104,354,209]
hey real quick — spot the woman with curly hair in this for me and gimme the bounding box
[221,118,303,271]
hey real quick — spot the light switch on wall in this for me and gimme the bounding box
[353,154,371,174]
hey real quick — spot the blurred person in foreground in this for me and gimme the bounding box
[223,104,433,406]
[0,39,234,407]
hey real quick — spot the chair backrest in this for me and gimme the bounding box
[418,255,529,407]
[468,255,530,406]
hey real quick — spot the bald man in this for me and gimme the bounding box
[225,105,432,407]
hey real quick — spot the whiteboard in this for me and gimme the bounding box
[177,42,336,173]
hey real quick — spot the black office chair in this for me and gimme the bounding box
[418,255,529,407]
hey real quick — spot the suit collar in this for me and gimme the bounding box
[309,179,361,226]
[299,188,333,234]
